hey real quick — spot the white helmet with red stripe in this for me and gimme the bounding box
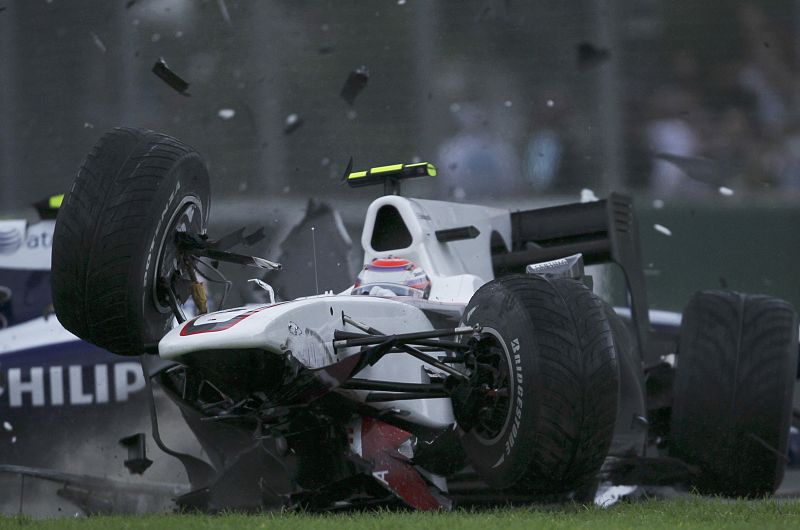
[351,258,431,298]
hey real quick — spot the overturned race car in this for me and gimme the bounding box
[50,128,799,511]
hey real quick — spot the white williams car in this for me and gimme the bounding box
[50,128,799,511]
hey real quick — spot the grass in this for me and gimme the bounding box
[1,497,800,530]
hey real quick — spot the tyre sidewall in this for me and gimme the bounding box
[129,152,209,349]
[459,281,542,489]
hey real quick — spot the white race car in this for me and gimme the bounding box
[50,128,799,511]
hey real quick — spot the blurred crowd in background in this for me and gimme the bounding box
[3,0,800,210]
[439,2,800,199]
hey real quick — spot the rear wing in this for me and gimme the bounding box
[492,193,655,367]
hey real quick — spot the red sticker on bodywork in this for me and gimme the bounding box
[179,303,285,336]
[360,417,447,510]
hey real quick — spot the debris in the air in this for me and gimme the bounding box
[90,31,106,52]
[449,102,461,113]
[398,0,406,4]
[151,33,161,42]
[318,45,335,54]
[652,199,665,209]
[577,41,610,71]
[284,113,303,134]
[346,110,357,120]
[340,65,370,105]
[580,188,599,203]
[654,224,672,237]
[217,0,231,25]
[282,185,291,194]
[655,153,722,185]
[238,182,248,192]
[217,108,235,120]
[132,18,140,26]
[546,99,554,107]
[10,436,16,444]
[339,157,354,183]
[2,421,11,431]
[83,122,94,129]
[504,100,512,108]
[718,186,734,196]
[175,30,184,38]
[321,157,330,167]
[152,58,190,96]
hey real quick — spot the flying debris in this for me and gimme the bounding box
[580,188,599,203]
[340,66,370,105]
[654,224,672,237]
[3,421,12,432]
[654,153,724,186]
[652,199,665,209]
[217,0,231,25]
[718,186,734,196]
[339,157,354,183]
[284,113,303,134]
[151,58,190,96]
[90,32,107,53]
[577,41,610,70]
[217,108,236,120]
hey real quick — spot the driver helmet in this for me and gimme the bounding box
[351,258,431,298]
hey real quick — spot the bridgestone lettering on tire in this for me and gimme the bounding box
[459,274,619,495]
[671,290,798,497]
[51,128,210,356]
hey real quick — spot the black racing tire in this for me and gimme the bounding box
[670,290,798,497]
[457,274,619,494]
[52,127,210,356]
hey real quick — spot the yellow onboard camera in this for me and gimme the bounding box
[346,162,436,195]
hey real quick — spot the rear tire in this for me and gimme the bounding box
[456,274,619,495]
[52,128,210,356]
[670,290,798,497]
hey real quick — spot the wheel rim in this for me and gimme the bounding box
[470,327,514,444]
[152,197,203,313]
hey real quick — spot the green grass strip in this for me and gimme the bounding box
[2,497,800,530]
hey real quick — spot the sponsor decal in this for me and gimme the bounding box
[0,228,23,255]
[503,337,523,457]
[372,470,389,485]
[180,304,283,336]
[2,362,144,408]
